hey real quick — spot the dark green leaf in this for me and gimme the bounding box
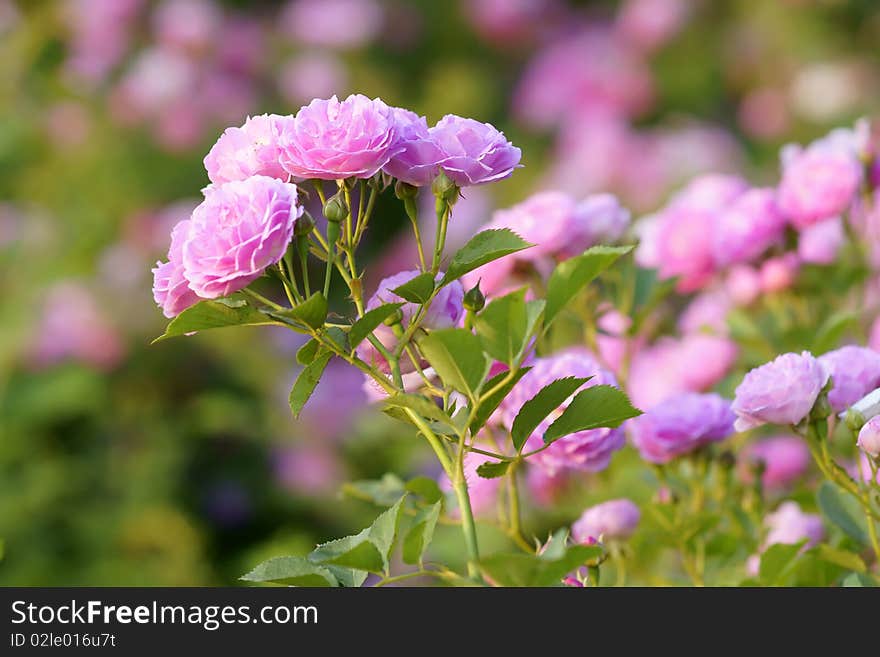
[468,367,532,435]
[543,385,641,445]
[440,229,532,286]
[418,328,490,400]
[272,292,328,330]
[510,377,589,452]
[475,289,541,366]
[544,245,632,328]
[153,298,280,342]
[475,460,510,479]
[241,556,338,587]
[296,339,319,365]
[480,544,603,587]
[402,501,442,565]
[383,394,455,428]
[817,481,868,545]
[288,351,332,418]
[349,303,405,348]
[391,272,436,304]
[405,476,443,504]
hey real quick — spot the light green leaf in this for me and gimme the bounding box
[418,328,490,400]
[809,544,866,573]
[383,394,455,428]
[271,292,328,330]
[288,351,332,418]
[349,302,405,348]
[475,460,510,479]
[817,481,868,545]
[153,298,280,342]
[440,229,532,286]
[308,529,385,573]
[391,272,436,304]
[543,385,641,445]
[405,476,443,504]
[511,376,589,452]
[811,312,858,355]
[480,544,604,587]
[468,367,532,436]
[475,289,539,366]
[325,566,368,588]
[841,572,877,587]
[241,556,338,587]
[342,474,406,507]
[367,495,407,571]
[759,541,806,585]
[402,501,442,566]
[544,245,632,328]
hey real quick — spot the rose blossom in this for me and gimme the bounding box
[152,218,201,317]
[711,188,785,267]
[181,176,302,298]
[797,217,844,265]
[857,416,880,458]
[777,135,862,229]
[732,352,829,432]
[741,436,811,490]
[817,345,880,412]
[762,501,824,550]
[678,290,732,335]
[759,253,799,293]
[500,348,626,475]
[355,270,464,372]
[428,114,521,186]
[628,392,735,464]
[204,114,291,184]
[278,94,399,180]
[725,265,762,306]
[572,499,641,543]
[382,108,446,187]
[563,193,631,253]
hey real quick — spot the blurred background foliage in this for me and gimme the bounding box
[1,0,879,585]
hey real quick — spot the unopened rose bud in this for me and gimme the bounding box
[394,180,418,200]
[463,281,485,313]
[431,170,458,203]
[294,211,316,237]
[323,193,348,223]
[857,416,880,458]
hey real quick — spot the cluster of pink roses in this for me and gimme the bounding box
[153,94,521,317]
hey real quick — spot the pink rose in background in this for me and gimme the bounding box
[278,53,348,107]
[678,290,732,335]
[712,188,785,267]
[759,254,800,293]
[29,282,125,371]
[152,0,221,53]
[778,134,862,229]
[725,265,762,306]
[204,114,291,184]
[563,193,631,254]
[278,94,399,180]
[870,316,880,352]
[572,499,641,543]
[615,0,688,53]
[439,451,502,517]
[628,392,735,464]
[762,501,824,550]
[740,436,811,491]
[152,218,201,318]
[464,0,561,44]
[818,345,880,412]
[280,0,383,50]
[732,352,829,432]
[797,217,844,265]
[429,115,522,186]
[181,176,302,298]
[273,444,345,497]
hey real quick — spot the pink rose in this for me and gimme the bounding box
[204,114,291,184]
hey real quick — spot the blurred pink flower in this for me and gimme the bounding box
[712,188,785,267]
[740,435,811,491]
[759,253,799,293]
[725,265,761,307]
[678,290,732,335]
[278,53,348,106]
[280,0,383,50]
[615,0,688,53]
[738,87,791,141]
[797,217,844,265]
[152,0,221,52]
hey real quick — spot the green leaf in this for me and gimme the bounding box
[241,556,338,587]
[391,272,435,304]
[510,377,589,452]
[544,245,632,328]
[543,385,641,445]
[325,566,368,588]
[811,312,858,355]
[402,501,442,565]
[383,394,455,428]
[288,351,332,418]
[349,303,405,348]
[296,339,319,365]
[475,289,543,366]
[405,476,443,504]
[759,541,806,585]
[476,460,510,479]
[440,229,532,286]
[418,328,490,400]
[342,474,406,507]
[367,495,407,571]
[468,367,532,436]
[271,292,328,330]
[809,544,866,573]
[308,530,385,573]
[153,298,280,342]
[817,481,868,545]
[841,572,878,587]
[480,544,603,587]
